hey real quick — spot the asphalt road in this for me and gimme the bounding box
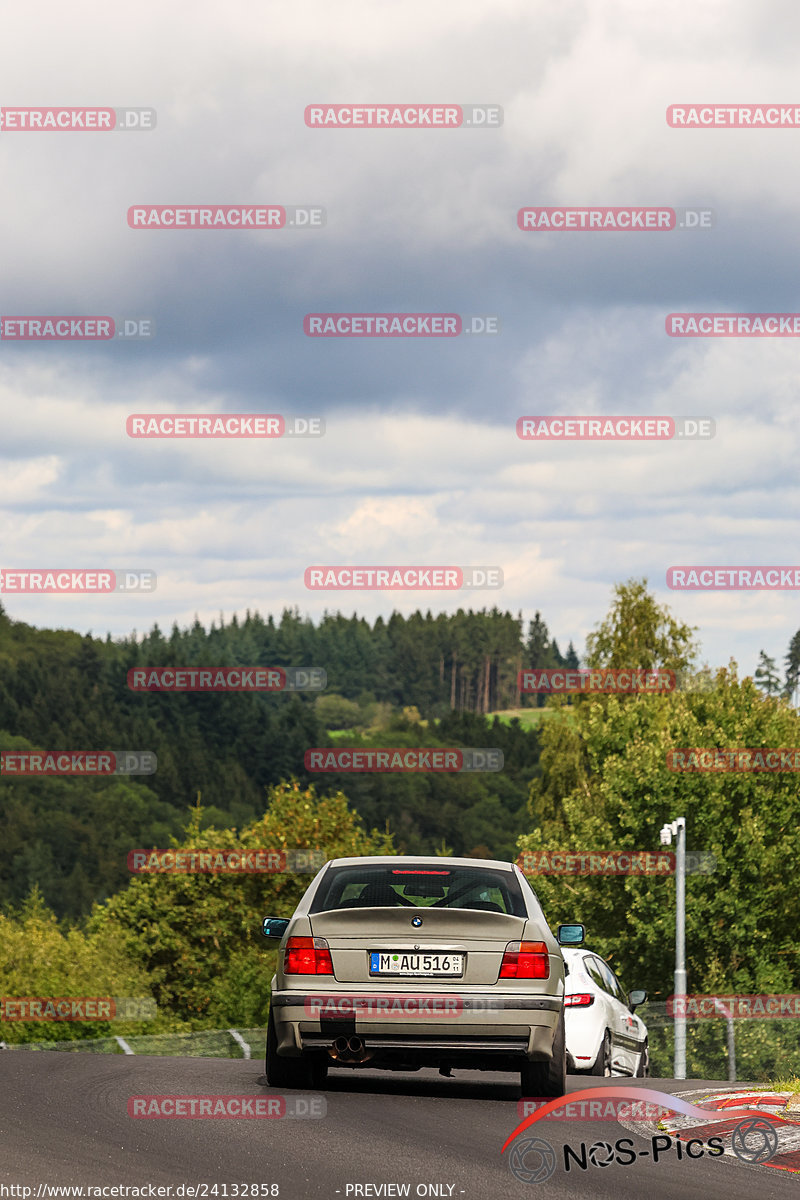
[1,1052,796,1200]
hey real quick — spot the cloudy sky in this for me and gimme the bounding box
[1,0,799,679]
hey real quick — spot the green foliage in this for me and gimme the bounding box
[519,577,800,1053]
[525,612,570,708]
[646,1015,800,1083]
[0,736,182,920]
[784,630,800,704]
[90,781,394,1028]
[0,889,156,1043]
[521,666,800,1003]
[769,1074,800,1094]
[326,709,540,861]
[754,650,781,696]
[492,708,579,731]
[314,693,365,730]
[0,602,550,917]
[584,577,698,673]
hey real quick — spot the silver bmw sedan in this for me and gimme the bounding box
[261,855,584,1096]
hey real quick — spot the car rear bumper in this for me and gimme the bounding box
[270,989,562,1066]
[565,1008,604,1069]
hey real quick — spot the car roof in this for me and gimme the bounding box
[324,854,515,872]
[562,946,602,961]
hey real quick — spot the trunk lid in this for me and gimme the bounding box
[309,906,527,985]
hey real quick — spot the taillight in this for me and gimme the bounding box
[499,941,550,979]
[564,992,594,1007]
[284,936,334,975]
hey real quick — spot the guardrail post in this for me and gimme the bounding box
[229,1029,251,1059]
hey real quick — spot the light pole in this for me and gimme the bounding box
[660,817,686,1079]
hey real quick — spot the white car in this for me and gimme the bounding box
[562,947,649,1076]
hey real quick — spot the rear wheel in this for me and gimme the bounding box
[589,1030,612,1077]
[265,1007,327,1088]
[520,1010,566,1098]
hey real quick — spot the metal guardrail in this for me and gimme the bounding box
[4,1008,799,1085]
[0,1028,263,1057]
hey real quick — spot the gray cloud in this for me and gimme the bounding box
[1,0,799,682]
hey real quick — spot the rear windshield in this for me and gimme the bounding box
[309,864,526,916]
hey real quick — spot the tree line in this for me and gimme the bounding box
[0,601,569,918]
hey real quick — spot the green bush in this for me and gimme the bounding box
[89,780,394,1028]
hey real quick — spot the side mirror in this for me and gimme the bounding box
[629,989,647,1011]
[261,917,290,941]
[557,923,585,946]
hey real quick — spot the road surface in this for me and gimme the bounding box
[1,1052,795,1199]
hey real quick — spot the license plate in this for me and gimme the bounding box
[369,951,463,976]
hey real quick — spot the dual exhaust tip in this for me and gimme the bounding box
[329,1035,372,1063]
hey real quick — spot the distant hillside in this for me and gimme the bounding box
[0,603,562,918]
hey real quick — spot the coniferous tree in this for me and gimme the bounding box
[754,649,781,696]
[784,631,800,705]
